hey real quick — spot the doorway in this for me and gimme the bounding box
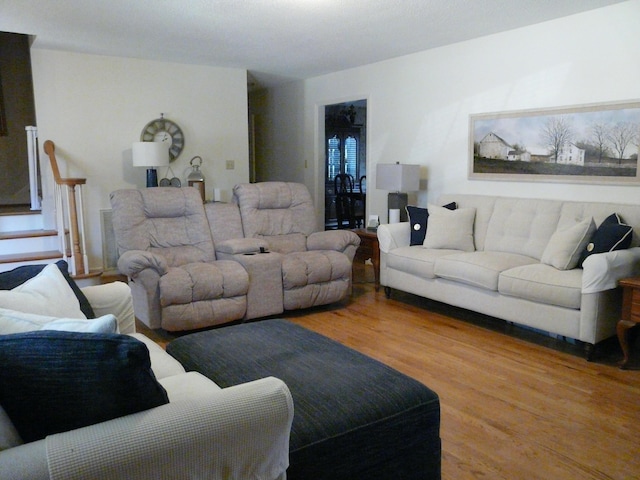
[324,100,367,230]
[0,32,38,212]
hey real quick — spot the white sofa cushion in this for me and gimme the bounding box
[423,206,476,252]
[434,251,538,291]
[81,281,136,335]
[499,264,583,309]
[483,198,561,259]
[541,217,596,270]
[159,371,221,403]
[129,333,186,380]
[386,246,461,279]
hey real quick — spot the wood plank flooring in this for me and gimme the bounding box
[140,264,640,480]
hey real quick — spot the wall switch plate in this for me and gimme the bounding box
[226,160,235,170]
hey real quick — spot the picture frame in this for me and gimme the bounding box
[469,100,640,185]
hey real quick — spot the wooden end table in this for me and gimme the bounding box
[617,277,640,369]
[352,228,380,291]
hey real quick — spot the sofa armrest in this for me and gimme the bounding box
[0,438,49,480]
[216,237,268,255]
[307,230,360,252]
[30,377,292,480]
[582,247,640,294]
[117,250,168,278]
[80,282,136,334]
[377,222,411,253]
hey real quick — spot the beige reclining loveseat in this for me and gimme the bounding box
[111,182,360,331]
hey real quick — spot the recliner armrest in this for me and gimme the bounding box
[117,250,168,278]
[307,230,360,252]
[216,238,269,255]
[41,377,293,480]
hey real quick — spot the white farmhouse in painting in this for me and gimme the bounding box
[479,132,530,162]
[555,143,585,165]
[507,150,531,162]
[479,132,511,159]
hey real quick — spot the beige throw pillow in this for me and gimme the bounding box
[541,217,596,270]
[423,205,476,252]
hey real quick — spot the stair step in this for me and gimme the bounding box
[0,211,44,231]
[0,230,61,256]
[0,206,37,215]
[0,229,57,240]
[0,251,64,265]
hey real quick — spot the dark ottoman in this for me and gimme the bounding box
[166,319,441,480]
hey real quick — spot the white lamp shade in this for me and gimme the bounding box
[375,163,420,192]
[132,142,170,168]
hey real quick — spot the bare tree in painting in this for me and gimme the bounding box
[608,122,637,163]
[589,122,611,163]
[541,116,573,163]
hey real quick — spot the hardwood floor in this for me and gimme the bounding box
[140,264,640,479]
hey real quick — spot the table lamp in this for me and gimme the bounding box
[376,162,420,223]
[133,141,170,187]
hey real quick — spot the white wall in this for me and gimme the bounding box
[261,1,640,226]
[31,50,249,269]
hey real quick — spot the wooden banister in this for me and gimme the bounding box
[43,140,87,187]
[43,140,88,275]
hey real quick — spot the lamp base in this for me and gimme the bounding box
[146,168,158,188]
[388,192,408,222]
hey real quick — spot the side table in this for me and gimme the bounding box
[617,277,640,369]
[352,228,380,291]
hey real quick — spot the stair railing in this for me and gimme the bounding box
[43,140,88,276]
[25,126,41,211]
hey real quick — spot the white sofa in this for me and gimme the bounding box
[0,281,294,480]
[378,194,640,358]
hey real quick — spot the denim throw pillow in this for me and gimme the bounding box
[578,213,633,267]
[0,331,169,442]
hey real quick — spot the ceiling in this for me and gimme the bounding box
[0,0,628,89]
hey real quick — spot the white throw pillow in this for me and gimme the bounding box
[0,263,85,319]
[541,217,596,270]
[423,205,476,252]
[0,308,118,335]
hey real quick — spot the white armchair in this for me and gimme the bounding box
[0,281,294,480]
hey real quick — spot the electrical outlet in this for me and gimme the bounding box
[226,160,235,170]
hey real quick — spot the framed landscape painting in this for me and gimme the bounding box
[469,100,640,185]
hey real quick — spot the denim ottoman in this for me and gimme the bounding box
[166,319,441,480]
